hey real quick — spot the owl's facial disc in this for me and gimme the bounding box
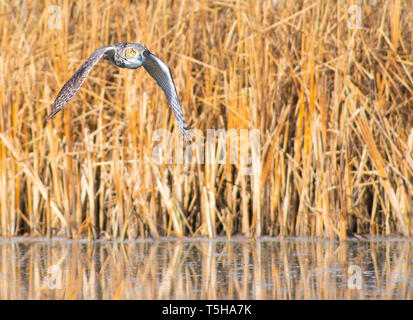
[125,47,137,59]
[122,46,147,68]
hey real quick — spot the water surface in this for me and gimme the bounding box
[0,237,412,299]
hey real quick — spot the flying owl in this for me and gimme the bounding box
[46,42,190,138]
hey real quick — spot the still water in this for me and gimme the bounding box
[0,237,412,299]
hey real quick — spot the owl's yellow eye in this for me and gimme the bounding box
[125,48,137,59]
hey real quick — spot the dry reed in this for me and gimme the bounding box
[0,0,412,239]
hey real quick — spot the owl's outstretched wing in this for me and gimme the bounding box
[46,45,115,120]
[143,52,191,139]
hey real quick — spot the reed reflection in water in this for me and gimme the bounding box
[0,238,412,299]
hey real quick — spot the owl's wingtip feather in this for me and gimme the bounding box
[179,125,192,141]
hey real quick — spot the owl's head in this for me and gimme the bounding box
[122,44,148,69]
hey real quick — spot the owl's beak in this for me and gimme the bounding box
[137,49,146,59]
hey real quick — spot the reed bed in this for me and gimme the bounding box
[0,0,412,239]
